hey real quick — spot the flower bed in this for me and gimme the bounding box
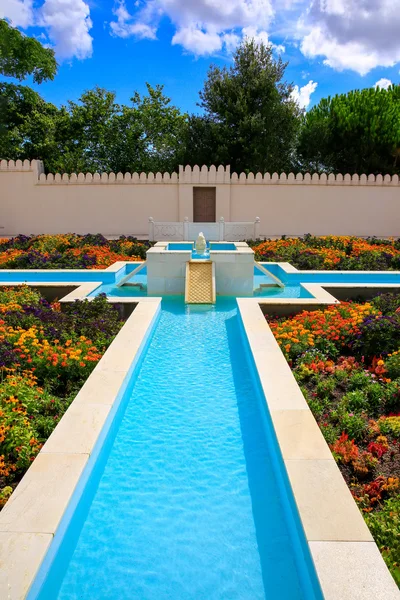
[268,291,400,586]
[0,286,125,508]
[0,234,153,269]
[251,235,400,270]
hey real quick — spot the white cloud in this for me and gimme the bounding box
[110,0,276,55]
[0,0,93,60]
[242,26,270,47]
[0,0,33,28]
[242,26,285,53]
[274,43,286,53]
[110,1,156,39]
[39,0,93,60]
[374,78,392,90]
[298,0,400,75]
[172,27,222,55]
[290,79,317,108]
[222,32,241,53]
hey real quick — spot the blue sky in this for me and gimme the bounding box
[1,0,399,113]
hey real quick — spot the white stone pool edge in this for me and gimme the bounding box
[0,297,162,600]
[238,297,400,600]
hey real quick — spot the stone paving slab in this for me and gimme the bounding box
[0,532,53,600]
[0,453,88,534]
[309,541,400,600]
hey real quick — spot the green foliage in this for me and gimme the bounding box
[315,377,336,399]
[0,83,60,163]
[1,26,399,177]
[365,383,384,416]
[371,292,400,316]
[0,486,12,507]
[0,288,125,506]
[353,314,400,358]
[378,416,400,438]
[0,83,187,174]
[340,412,368,442]
[364,495,400,587]
[348,371,371,391]
[0,285,41,306]
[341,390,369,413]
[383,381,400,414]
[297,85,400,175]
[184,39,301,173]
[320,423,340,445]
[129,84,187,173]
[0,19,57,83]
[386,355,400,381]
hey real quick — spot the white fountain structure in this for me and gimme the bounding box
[195,232,207,256]
[146,230,255,296]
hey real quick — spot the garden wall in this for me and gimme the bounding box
[1,160,399,237]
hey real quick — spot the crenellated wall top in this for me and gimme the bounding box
[0,160,399,186]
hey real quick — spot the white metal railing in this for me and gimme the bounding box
[149,217,260,241]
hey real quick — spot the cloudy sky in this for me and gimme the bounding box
[1,0,399,111]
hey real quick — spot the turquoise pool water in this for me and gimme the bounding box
[167,243,237,251]
[167,242,237,260]
[0,262,398,299]
[89,265,313,298]
[30,298,322,600]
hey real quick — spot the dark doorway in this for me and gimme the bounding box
[193,187,216,222]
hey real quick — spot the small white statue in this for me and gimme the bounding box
[195,232,207,255]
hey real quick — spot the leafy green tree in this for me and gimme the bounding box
[0,83,60,163]
[184,39,301,173]
[129,84,187,173]
[54,87,124,173]
[0,19,57,83]
[57,84,186,174]
[297,85,400,175]
[0,82,186,174]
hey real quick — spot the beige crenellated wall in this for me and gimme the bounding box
[0,160,399,237]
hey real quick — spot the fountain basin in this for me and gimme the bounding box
[146,241,253,296]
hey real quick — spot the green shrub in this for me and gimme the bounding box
[365,383,385,416]
[371,292,400,316]
[378,416,400,438]
[364,495,400,587]
[353,314,400,358]
[314,338,340,357]
[0,286,42,306]
[383,380,400,414]
[348,371,372,391]
[320,423,340,445]
[342,390,369,412]
[386,354,400,381]
[316,377,336,399]
[334,368,349,384]
[308,398,325,419]
[340,412,368,442]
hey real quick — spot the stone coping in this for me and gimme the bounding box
[237,297,400,599]
[0,297,161,599]
[260,262,400,276]
[58,281,102,301]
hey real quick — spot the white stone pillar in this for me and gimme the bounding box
[183,217,189,241]
[148,217,155,241]
[254,217,261,239]
[219,217,225,241]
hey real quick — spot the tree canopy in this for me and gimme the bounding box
[0,32,399,176]
[0,82,187,174]
[297,85,400,175]
[184,40,301,174]
[0,19,57,83]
